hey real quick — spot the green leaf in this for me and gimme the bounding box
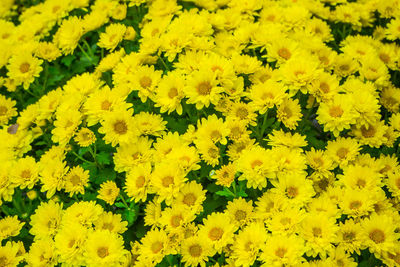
[215,188,234,198]
[82,162,97,177]
[94,168,116,184]
[61,55,75,67]
[237,190,248,197]
[123,209,137,227]
[96,151,111,165]
[115,202,126,208]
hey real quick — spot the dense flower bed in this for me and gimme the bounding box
[0,0,400,266]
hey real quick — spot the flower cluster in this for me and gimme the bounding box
[1,0,400,266]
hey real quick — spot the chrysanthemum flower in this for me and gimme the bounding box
[153,71,185,115]
[181,234,214,267]
[125,164,152,203]
[198,212,236,253]
[54,16,84,54]
[231,222,267,267]
[84,230,127,267]
[64,166,90,197]
[97,181,120,205]
[361,213,400,255]
[185,69,223,109]
[11,156,39,189]
[94,211,128,234]
[98,23,126,51]
[30,200,63,239]
[0,216,24,241]
[260,234,305,266]
[7,53,43,89]
[98,108,138,147]
[0,94,17,126]
[74,128,96,147]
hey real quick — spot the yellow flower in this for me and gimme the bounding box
[198,212,236,253]
[248,79,287,114]
[98,180,120,205]
[259,234,305,266]
[64,166,90,197]
[62,201,103,228]
[150,162,187,205]
[7,53,43,89]
[271,173,315,208]
[276,98,302,130]
[35,42,61,61]
[361,213,400,255]
[385,18,400,40]
[39,158,69,198]
[29,200,63,240]
[153,71,185,115]
[351,120,388,148]
[237,145,276,189]
[181,234,214,267]
[137,228,171,265]
[225,198,254,228]
[131,65,163,103]
[300,212,338,258]
[0,216,24,241]
[98,108,138,147]
[185,69,223,110]
[125,164,152,203]
[231,222,267,267]
[54,16,84,54]
[74,127,96,147]
[317,93,358,137]
[26,238,58,267]
[98,23,127,51]
[54,223,88,266]
[94,211,128,234]
[11,156,39,189]
[84,230,127,267]
[211,163,237,187]
[336,219,363,254]
[339,188,375,218]
[0,94,17,126]
[172,180,206,215]
[113,137,153,172]
[325,137,361,168]
[133,112,167,137]
[195,114,229,145]
[280,54,320,93]
[0,241,23,266]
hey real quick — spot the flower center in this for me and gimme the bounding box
[236,107,248,119]
[369,229,385,243]
[329,106,344,118]
[170,215,183,228]
[278,48,291,60]
[162,175,174,187]
[101,100,112,110]
[0,106,8,116]
[140,76,152,89]
[196,81,212,95]
[136,175,145,188]
[97,247,109,258]
[183,193,196,206]
[168,87,178,98]
[336,147,349,159]
[20,62,30,73]
[275,247,287,258]
[113,120,128,135]
[189,244,202,257]
[70,175,81,186]
[151,241,163,254]
[234,210,246,221]
[286,186,298,198]
[361,125,376,138]
[349,200,362,210]
[312,227,322,237]
[208,227,224,241]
